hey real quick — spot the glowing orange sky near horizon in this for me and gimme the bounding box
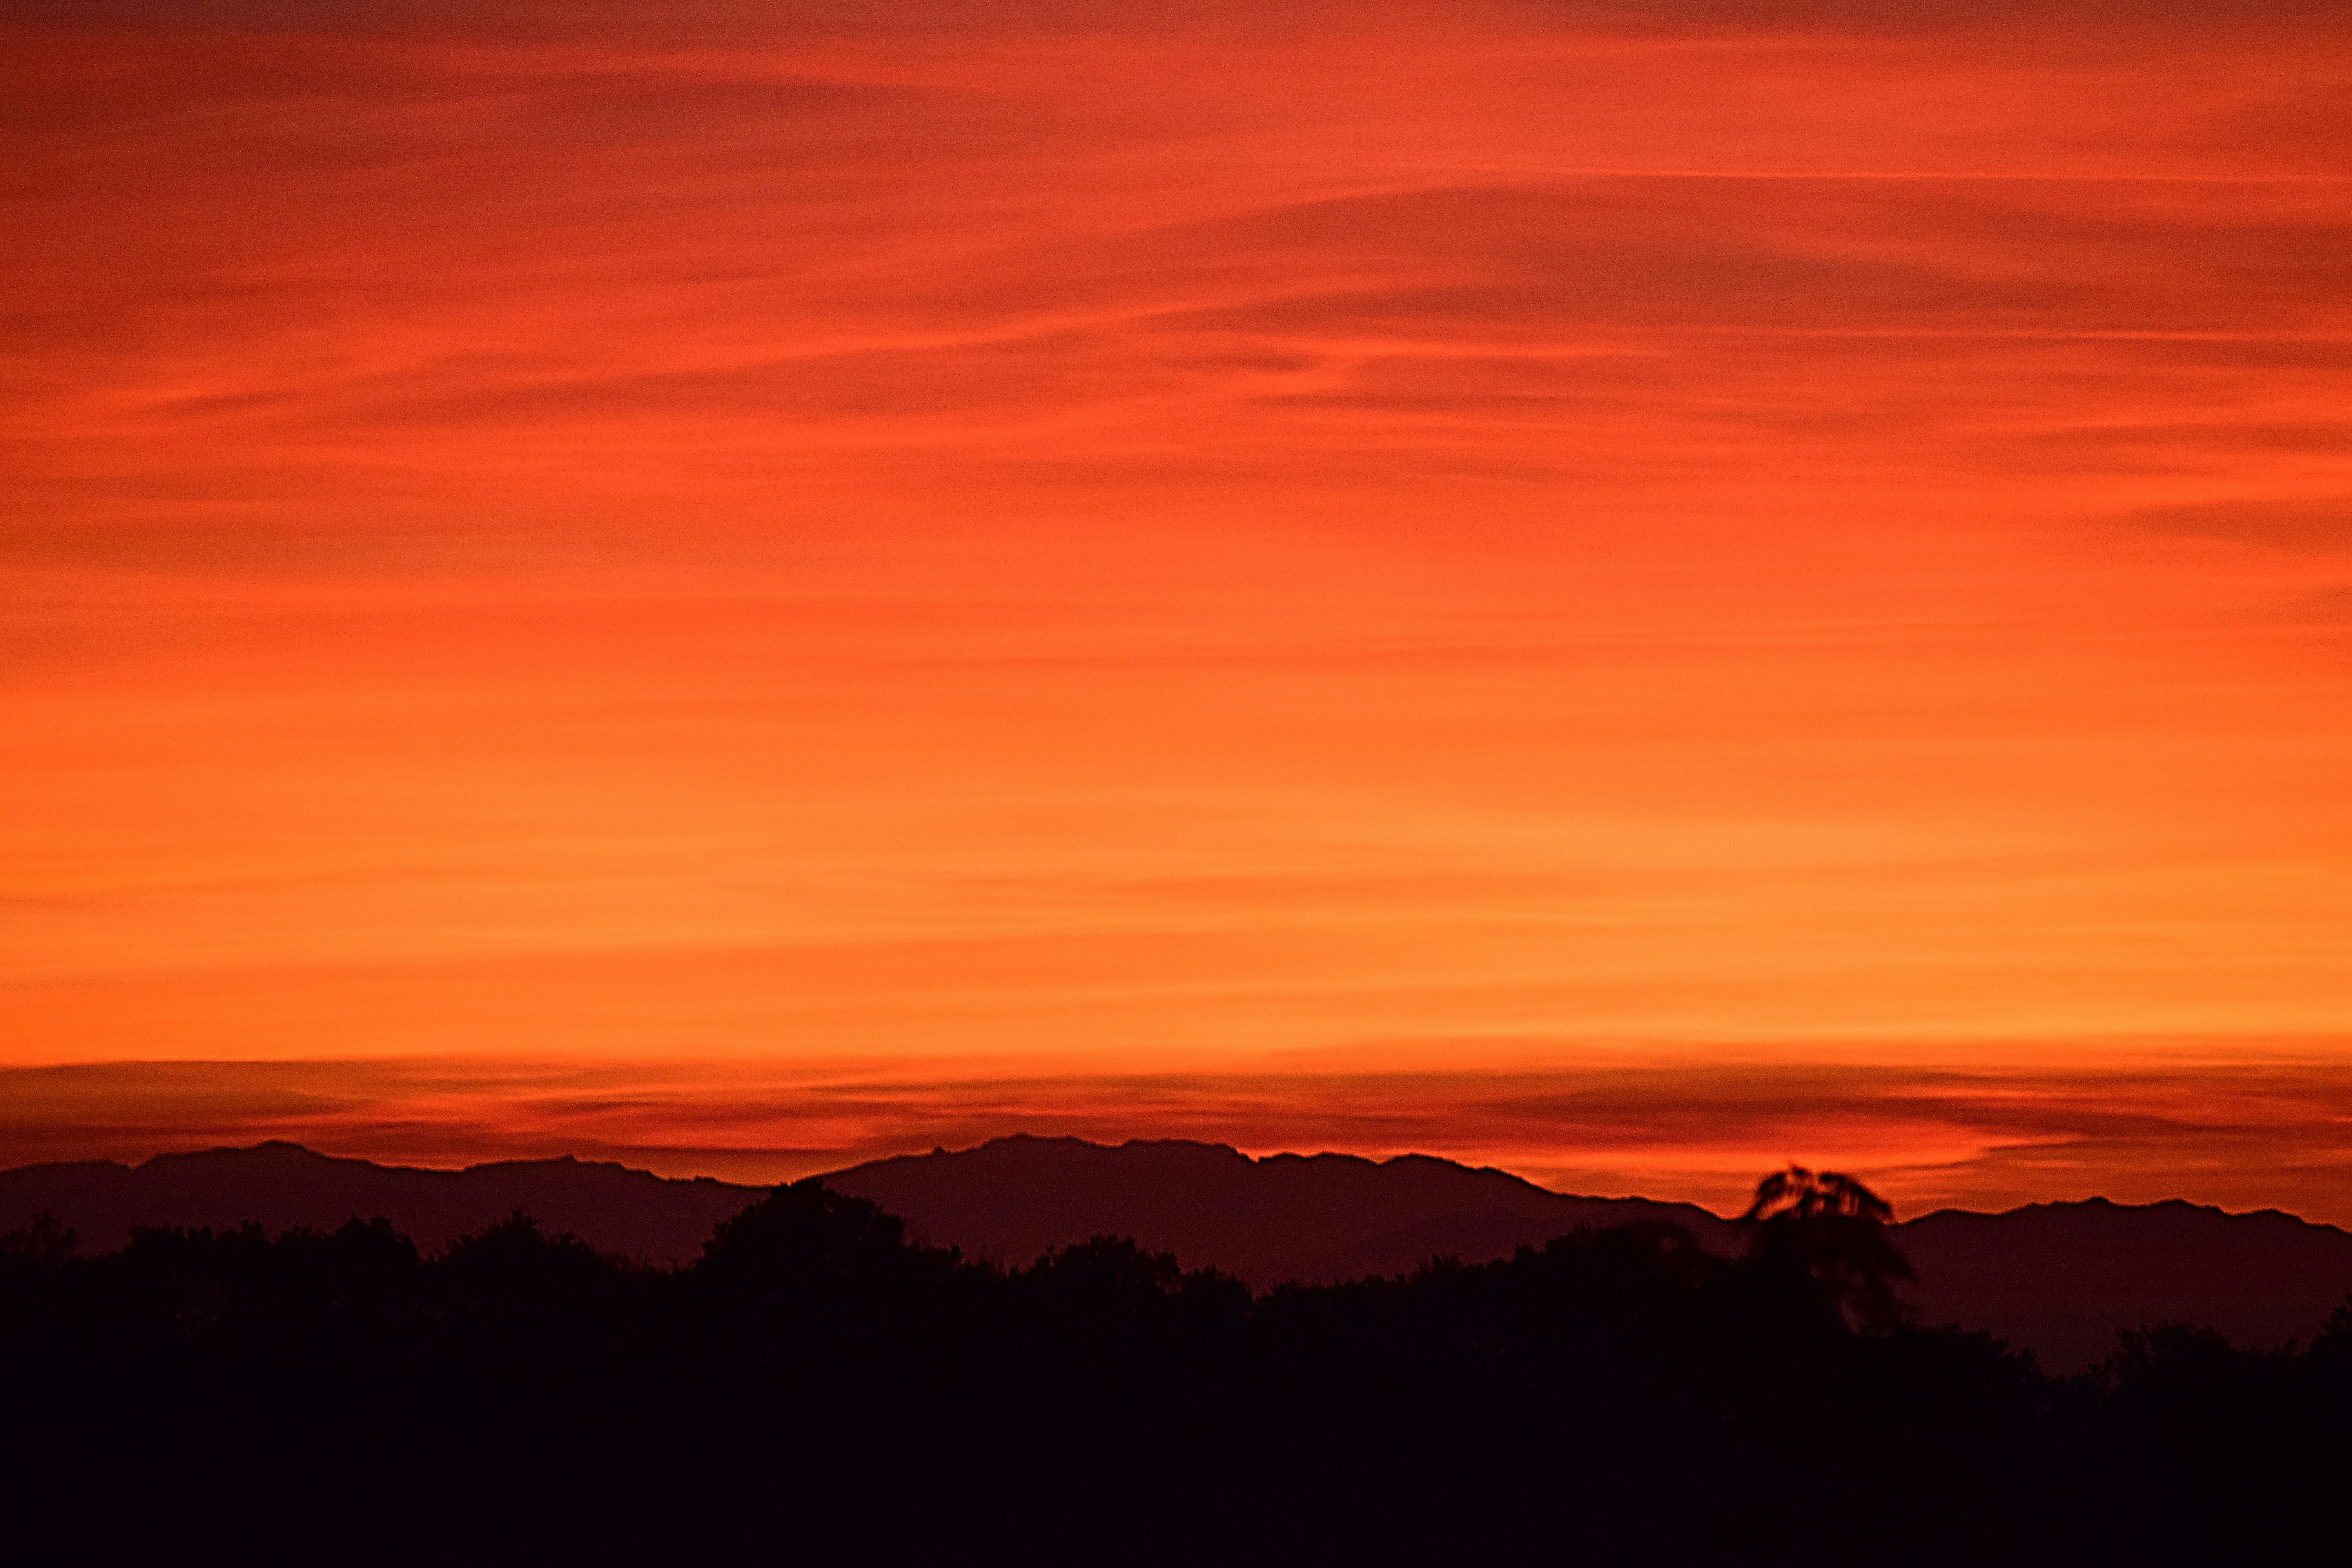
[5,2,2350,1221]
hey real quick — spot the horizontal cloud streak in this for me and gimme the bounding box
[2129,497,2352,552]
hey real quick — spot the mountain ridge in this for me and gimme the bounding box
[820,1132,1746,1281]
[7,1134,2351,1370]
[0,1139,759,1262]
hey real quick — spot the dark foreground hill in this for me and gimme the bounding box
[3,1179,2348,1568]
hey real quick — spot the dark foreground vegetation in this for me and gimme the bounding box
[4,1172,2348,1567]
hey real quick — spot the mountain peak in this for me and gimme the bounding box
[151,1140,341,1165]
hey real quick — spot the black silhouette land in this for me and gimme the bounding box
[8,1134,2349,1370]
[4,1141,2350,1565]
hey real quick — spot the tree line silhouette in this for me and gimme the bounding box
[3,1167,2347,1565]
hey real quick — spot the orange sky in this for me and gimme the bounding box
[5,1,2350,1221]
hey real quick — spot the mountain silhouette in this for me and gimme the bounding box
[821,1134,1742,1283]
[8,1134,2351,1370]
[0,1141,757,1261]
[824,1137,2352,1369]
[1899,1197,2352,1371]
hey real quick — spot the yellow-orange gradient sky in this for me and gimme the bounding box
[5,0,2350,1219]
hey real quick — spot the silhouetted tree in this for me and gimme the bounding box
[1742,1165,1916,1334]
[1744,1165,1895,1225]
[0,1210,78,1267]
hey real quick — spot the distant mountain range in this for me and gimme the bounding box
[7,1135,2349,1372]
[0,1141,755,1264]
[828,1138,2352,1371]
[826,1135,1744,1281]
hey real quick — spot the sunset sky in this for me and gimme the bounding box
[5,0,2350,1220]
